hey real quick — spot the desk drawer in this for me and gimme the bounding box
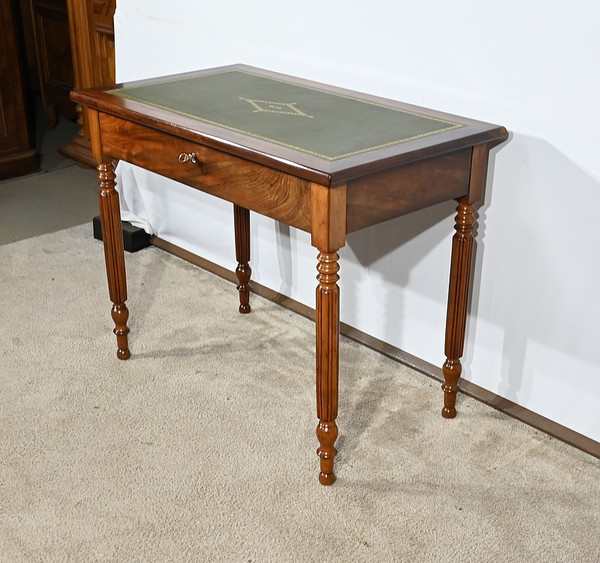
[98,113,312,232]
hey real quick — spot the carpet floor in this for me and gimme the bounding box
[1,225,598,562]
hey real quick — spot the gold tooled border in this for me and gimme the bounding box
[110,69,463,161]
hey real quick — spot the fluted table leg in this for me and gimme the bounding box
[310,182,346,485]
[315,250,341,485]
[441,143,490,417]
[442,199,475,417]
[97,161,130,360]
[234,204,251,314]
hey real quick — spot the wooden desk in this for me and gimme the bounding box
[72,65,507,485]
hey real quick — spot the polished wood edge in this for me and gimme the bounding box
[75,97,333,186]
[74,63,503,132]
[70,65,508,186]
[149,235,599,460]
[71,92,507,186]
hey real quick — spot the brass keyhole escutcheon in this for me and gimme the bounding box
[178,152,197,164]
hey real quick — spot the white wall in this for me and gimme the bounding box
[113,0,600,442]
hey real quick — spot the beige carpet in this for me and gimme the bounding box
[1,225,598,562]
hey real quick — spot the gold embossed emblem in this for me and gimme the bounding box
[240,97,313,118]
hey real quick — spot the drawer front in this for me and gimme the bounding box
[98,113,312,232]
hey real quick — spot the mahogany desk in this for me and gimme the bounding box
[72,65,507,485]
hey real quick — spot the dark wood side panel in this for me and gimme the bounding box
[99,113,313,232]
[345,148,472,232]
[29,0,77,127]
[0,0,38,178]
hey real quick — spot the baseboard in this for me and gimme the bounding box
[151,235,600,460]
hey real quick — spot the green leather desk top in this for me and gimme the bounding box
[110,68,462,161]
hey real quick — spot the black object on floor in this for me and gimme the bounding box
[92,215,151,253]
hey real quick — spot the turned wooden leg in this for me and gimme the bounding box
[310,182,346,486]
[442,198,476,417]
[315,250,340,485]
[233,204,251,314]
[97,161,130,360]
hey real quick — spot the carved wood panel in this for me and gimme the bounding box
[89,0,115,87]
[29,0,77,127]
[60,0,115,166]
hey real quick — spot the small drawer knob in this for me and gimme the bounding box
[178,152,197,164]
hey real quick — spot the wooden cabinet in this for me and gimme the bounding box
[60,0,115,167]
[29,0,77,127]
[0,0,39,178]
